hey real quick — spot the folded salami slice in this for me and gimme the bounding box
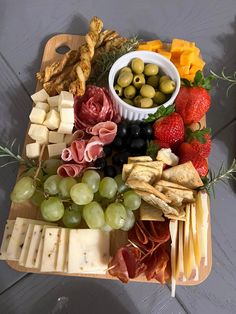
[87,121,117,145]
[57,163,86,177]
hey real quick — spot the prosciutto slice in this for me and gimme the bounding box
[61,148,73,162]
[57,163,86,177]
[70,140,87,164]
[87,121,117,145]
[84,136,104,162]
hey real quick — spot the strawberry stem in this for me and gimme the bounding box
[185,127,211,143]
[143,104,175,123]
[182,71,215,90]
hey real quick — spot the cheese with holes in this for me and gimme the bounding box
[26,142,41,159]
[0,220,15,260]
[43,109,60,130]
[49,131,64,144]
[57,122,74,134]
[35,102,50,112]
[56,228,69,272]
[6,218,44,261]
[58,91,74,109]
[40,228,60,272]
[29,107,46,124]
[28,124,49,144]
[48,143,66,158]
[60,108,74,124]
[47,95,59,108]
[31,89,49,104]
[68,229,110,274]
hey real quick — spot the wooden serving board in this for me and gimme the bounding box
[7,34,212,285]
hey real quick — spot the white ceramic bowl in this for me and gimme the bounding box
[108,51,180,121]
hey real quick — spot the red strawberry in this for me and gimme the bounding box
[153,112,184,150]
[186,127,212,158]
[179,142,208,176]
[175,86,211,125]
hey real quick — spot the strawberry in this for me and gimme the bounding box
[186,127,211,158]
[175,71,213,125]
[153,112,184,150]
[179,142,208,176]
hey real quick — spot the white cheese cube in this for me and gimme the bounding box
[56,228,69,272]
[49,131,64,144]
[0,220,15,260]
[48,143,66,158]
[48,95,59,108]
[28,124,49,144]
[57,122,74,134]
[58,91,74,109]
[26,142,41,159]
[60,108,74,124]
[29,107,46,124]
[40,228,60,272]
[31,89,49,104]
[68,229,110,274]
[43,109,60,130]
[156,148,179,166]
[35,102,50,112]
[64,134,73,146]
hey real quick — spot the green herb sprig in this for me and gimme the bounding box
[182,70,214,90]
[210,68,236,96]
[143,104,175,123]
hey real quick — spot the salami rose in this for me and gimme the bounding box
[74,86,120,130]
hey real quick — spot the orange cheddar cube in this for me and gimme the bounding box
[181,73,195,81]
[189,65,201,74]
[180,51,194,66]
[137,44,152,51]
[192,56,205,69]
[177,65,190,76]
[146,39,163,50]
[158,49,172,60]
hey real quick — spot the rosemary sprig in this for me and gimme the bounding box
[210,68,236,96]
[89,36,141,85]
[0,139,35,169]
[202,159,236,196]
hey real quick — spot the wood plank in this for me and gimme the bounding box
[5,34,212,285]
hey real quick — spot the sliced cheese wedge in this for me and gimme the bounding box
[40,227,60,272]
[169,220,178,297]
[0,220,15,260]
[190,203,201,267]
[68,229,110,274]
[189,226,199,281]
[183,204,191,278]
[56,228,69,272]
[176,220,186,282]
[19,224,35,266]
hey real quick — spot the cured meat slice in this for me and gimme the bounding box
[57,164,86,177]
[87,121,117,144]
[70,140,87,164]
[84,136,104,162]
[61,148,73,162]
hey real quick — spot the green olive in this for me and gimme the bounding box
[146,75,159,88]
[131,58,145,74]
[133,95,143,107]
[159,79,176,94]
[144,63,159,76]
[159,75,170,84]
[119,66,132,74]
[117,72,133,88]
[123,98,134,105]
[124,85,136,99]
[114,84,123,97]
[140,84,155,98]
[153,91,167,104]
[140,98,153,108]
[133,74,145,89]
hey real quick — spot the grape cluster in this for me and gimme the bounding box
[95,121,154,175]
[11,164,141,231]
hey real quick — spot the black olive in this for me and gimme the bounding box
[129,124,141,138]
[112,151,131,166]
[112,136,123,149]
[141,124,153,139]
[104,165,117,177]
[130,138,147,152]
[94,158,107,169]
[117,123,127,138]
[103,145,113,157]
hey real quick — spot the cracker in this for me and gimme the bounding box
[128,156,152,163]
[139,201,164,221]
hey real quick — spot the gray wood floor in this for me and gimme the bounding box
[0,0,236,313]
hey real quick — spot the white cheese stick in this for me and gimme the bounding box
[0,220,15,260]
[31,89,49,104]
[56,228,69,272]
[68,229,110,274]
[190,203,201,267]
[183,204,191,279]
[40,227,60,272]
[176,221,186,282]
[169,220,178,297]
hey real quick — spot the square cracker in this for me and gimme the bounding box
[122,161,163,182]
[162,161,203,189]
[128,156,152,163]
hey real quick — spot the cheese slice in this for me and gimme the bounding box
[183,204,191,278]
[68,229,110,274]
[56,228,69,272]
[35,225,54,269]
[190,203,201,266]
[40,227,60,272]
[169,220,178,297]
[0,220,15,260]
[6,218,45,261]
[189,226,199,281]
[19,224,35,266]
[176,221,186,282]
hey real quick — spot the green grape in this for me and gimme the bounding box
[30,190,45,207]
[83,201,105,229]
[105,202,127,229]
[114,174,128,194]
[59,177,77,198]
[42,174,51,182]
[21,167,44,183]
[43,175,62,195]
[42,159,63,175]
[82,170,101,193]
[71,203,83,212]
[11,176,36,203]
[123,190,141,211]
[70,183,94,205]
[93,191,103,203]
[40,196,64,222]
[101,224,113,232]
[62,209,81,228]
[121,209,135,231]
[99,177,118,199]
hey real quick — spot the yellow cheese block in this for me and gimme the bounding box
[180,51,194,67]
